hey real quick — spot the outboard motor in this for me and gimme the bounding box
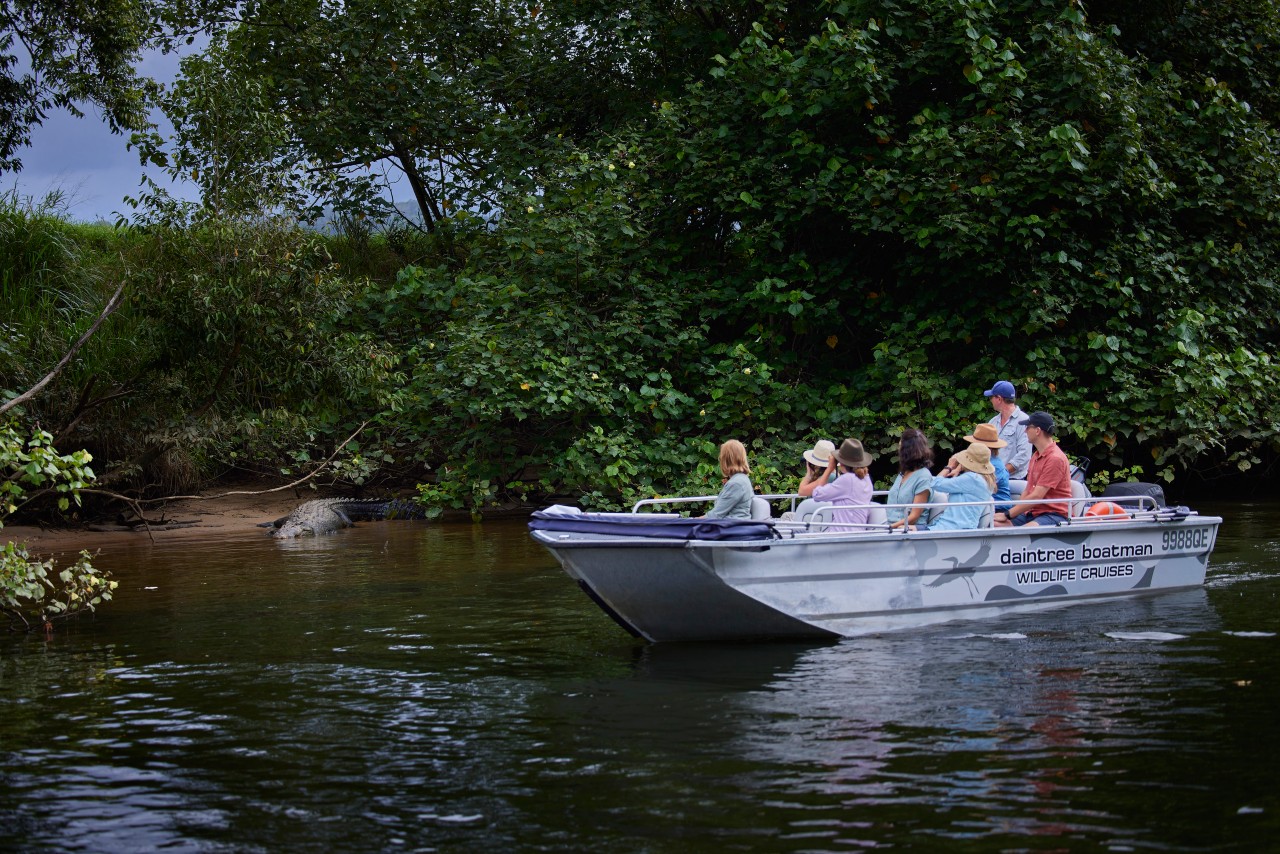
[1101,481,1166,509]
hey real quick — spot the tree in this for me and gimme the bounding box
[0,0,160,171]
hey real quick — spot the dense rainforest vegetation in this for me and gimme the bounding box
[4,0,1280,624]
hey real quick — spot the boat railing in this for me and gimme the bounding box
[630,492,1175,534]
[631,493,801,514]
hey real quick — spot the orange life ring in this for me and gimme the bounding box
[1085,501,1128,518]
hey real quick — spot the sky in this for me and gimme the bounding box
[6,49,200,222]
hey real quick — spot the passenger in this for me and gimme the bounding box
[886,428,934,530]
[961,423,1011,510]
[704,439,755,519]
[797,439,837,497]
[994,411,1072,527]
[811,438,875,529]
[931,443,998,530]
[984,380,1031,479]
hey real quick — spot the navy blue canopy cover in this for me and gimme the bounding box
[529,511,776,541]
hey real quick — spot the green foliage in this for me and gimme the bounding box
[0,0,159,171]
[8,1,1280,514]
[0,420,115,631]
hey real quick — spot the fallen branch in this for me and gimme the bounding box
[0,282,126,417]
[133,420,370,503]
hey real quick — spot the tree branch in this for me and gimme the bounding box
[0,282,126,417]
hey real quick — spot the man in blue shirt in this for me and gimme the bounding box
[984,380,1031,479]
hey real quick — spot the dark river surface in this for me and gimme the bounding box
[1,501,1277,852]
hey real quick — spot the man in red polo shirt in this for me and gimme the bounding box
[993,411,1072,527]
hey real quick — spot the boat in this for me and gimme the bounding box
[528,488,1221,642]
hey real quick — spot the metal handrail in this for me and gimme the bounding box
[630,491,1173,533]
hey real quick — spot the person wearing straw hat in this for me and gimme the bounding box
[811,438,875,529]
[929,442,997,531]
[949,423,1011,511]
[796,439,838,498]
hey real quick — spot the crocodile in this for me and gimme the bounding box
[261,498,429,538]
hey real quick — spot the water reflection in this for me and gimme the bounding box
[1,512,1277,851]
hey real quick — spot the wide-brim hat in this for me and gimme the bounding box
[834,438,874,469]
[956,442,995,476]
[963,422,1008,449]
[803,439,836,467]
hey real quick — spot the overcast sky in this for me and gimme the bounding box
[6,48,200,222]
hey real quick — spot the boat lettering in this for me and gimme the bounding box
[1015,567,1076,584]
[1015,564,1135,586]
[1081,543,1153,560]
[1001,547,1076,565]
[1162,528,1209,551]
[1079,563,1135,580]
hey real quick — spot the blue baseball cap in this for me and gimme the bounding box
[983,380,1016,399]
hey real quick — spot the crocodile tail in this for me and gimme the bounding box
[330,499,394,521]
[381,499,430,520]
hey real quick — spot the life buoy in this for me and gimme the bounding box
[1085,501,1128,518]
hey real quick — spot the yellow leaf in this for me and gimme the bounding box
[826,335,838,349]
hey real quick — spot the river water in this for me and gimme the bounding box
[1,501,1276,852]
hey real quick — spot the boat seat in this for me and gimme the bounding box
[750,496,772,521]
[927,492,948,525]
[978,502,994,528]
[867,503,887,526]
[1069,480,1091,517]
[1001,478,1091,516]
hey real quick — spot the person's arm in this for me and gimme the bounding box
[997,484,1048,522]
[798,460,834,497]
[904,490,930,525]
[938,454,962,478]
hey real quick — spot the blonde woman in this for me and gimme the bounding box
[705,439,754,519]
[929,442,997,531]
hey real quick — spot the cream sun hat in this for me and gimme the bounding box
[803,439,836,467]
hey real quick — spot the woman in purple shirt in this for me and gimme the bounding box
[812,438,875,529]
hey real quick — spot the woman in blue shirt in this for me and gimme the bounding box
[930,442,998,530]
[887,428,934,530]
[963,423,1011,510]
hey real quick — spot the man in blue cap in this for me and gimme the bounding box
[984,380,1030,479]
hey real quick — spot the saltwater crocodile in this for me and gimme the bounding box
[261,498,428,538]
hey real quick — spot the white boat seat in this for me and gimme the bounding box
[978,502,994,528]
[750,496,772,520]
[927,491,948,525]
[1070,480,1091,517]
[1000,479,1090,516]
[789,498,831,523]
[867,503,887,526]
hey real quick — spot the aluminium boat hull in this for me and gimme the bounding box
[531,514,1221,642]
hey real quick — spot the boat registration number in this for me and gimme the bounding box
[1162,528,1210,551]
